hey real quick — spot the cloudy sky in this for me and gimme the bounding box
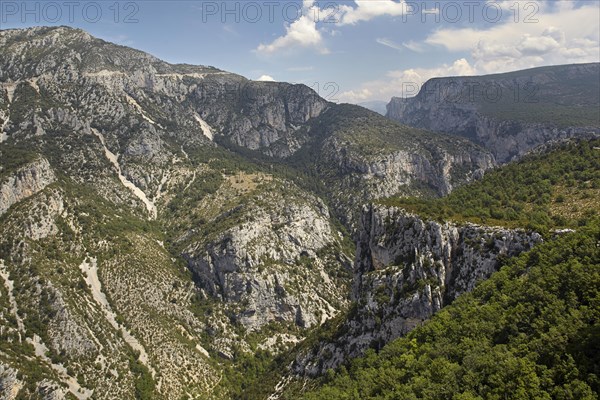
[2,0,599,103]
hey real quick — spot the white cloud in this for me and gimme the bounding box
[376,37,403,51]
[340,88,374,103]
[402,40,425,53]
[516,34,561,56]
[336,0,407,25]
[256,15,329,55]
[256,75,275,82]
[256,1,409,55]
[423,1,599,74]
[265,0,599,101]
[338,1,600,103]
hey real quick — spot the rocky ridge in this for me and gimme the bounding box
[0,26,329,160]
[291,104,495,225]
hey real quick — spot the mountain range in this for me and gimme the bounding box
[0,26,598,399]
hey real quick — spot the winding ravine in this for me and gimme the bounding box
[91,128,158,219]
[79,257,156,377]
[2,260,92,399]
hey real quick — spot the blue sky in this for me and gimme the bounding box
[1,0,599,102]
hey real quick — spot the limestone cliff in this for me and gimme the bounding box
[387,63,600,163]
[0,26,329,160]
[292,205,542,376]
[0,158,55,217]
[180,174,352,345]
[296,104,495,225]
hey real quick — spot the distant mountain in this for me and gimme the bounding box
[356,100,388,115]
[386,63,600,162]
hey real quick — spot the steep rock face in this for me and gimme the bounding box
[0,158,55,217]
[0,365,22,400]
[293,205,542,376]
[322,134,493,198]
[353,205,543,302]
[387,63,600,163]
[193,81,329,156]
[300,105,496,226]
[0,27,332,228]
[182,178,351,334]
[0,187,222,399]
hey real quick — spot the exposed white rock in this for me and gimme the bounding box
[0,109,8,141]
[156,72,206,80]
[28,335,93,400]
[267,374,294,400]
[3,83,17,103]
[83,70,125,78]
[180,146,189,160]
[0,158,55,217]
[79,257,156,377]
[91,129,157,219]
[0,260,24,334]
[184,187,350,333]
[258,333,300,351]
[183,171,196,191]
[155,71,229,79]
[28,78,40,94]
[0,364,23,400]
[124,94,163,128]
[153,172,169,203]
[194,113,214,140]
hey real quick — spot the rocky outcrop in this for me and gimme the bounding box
[0,158,55,217]
[183,188,350,333]
[323,135,493,198]
[387,63,600,163]
[0,364,23,400]
[293,205,542,376]
[193,81,329,156]
[46,282,98,359]
[306,106,496,226]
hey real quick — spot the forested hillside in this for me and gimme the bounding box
[381,140,600,235]
[303,221,599,399]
